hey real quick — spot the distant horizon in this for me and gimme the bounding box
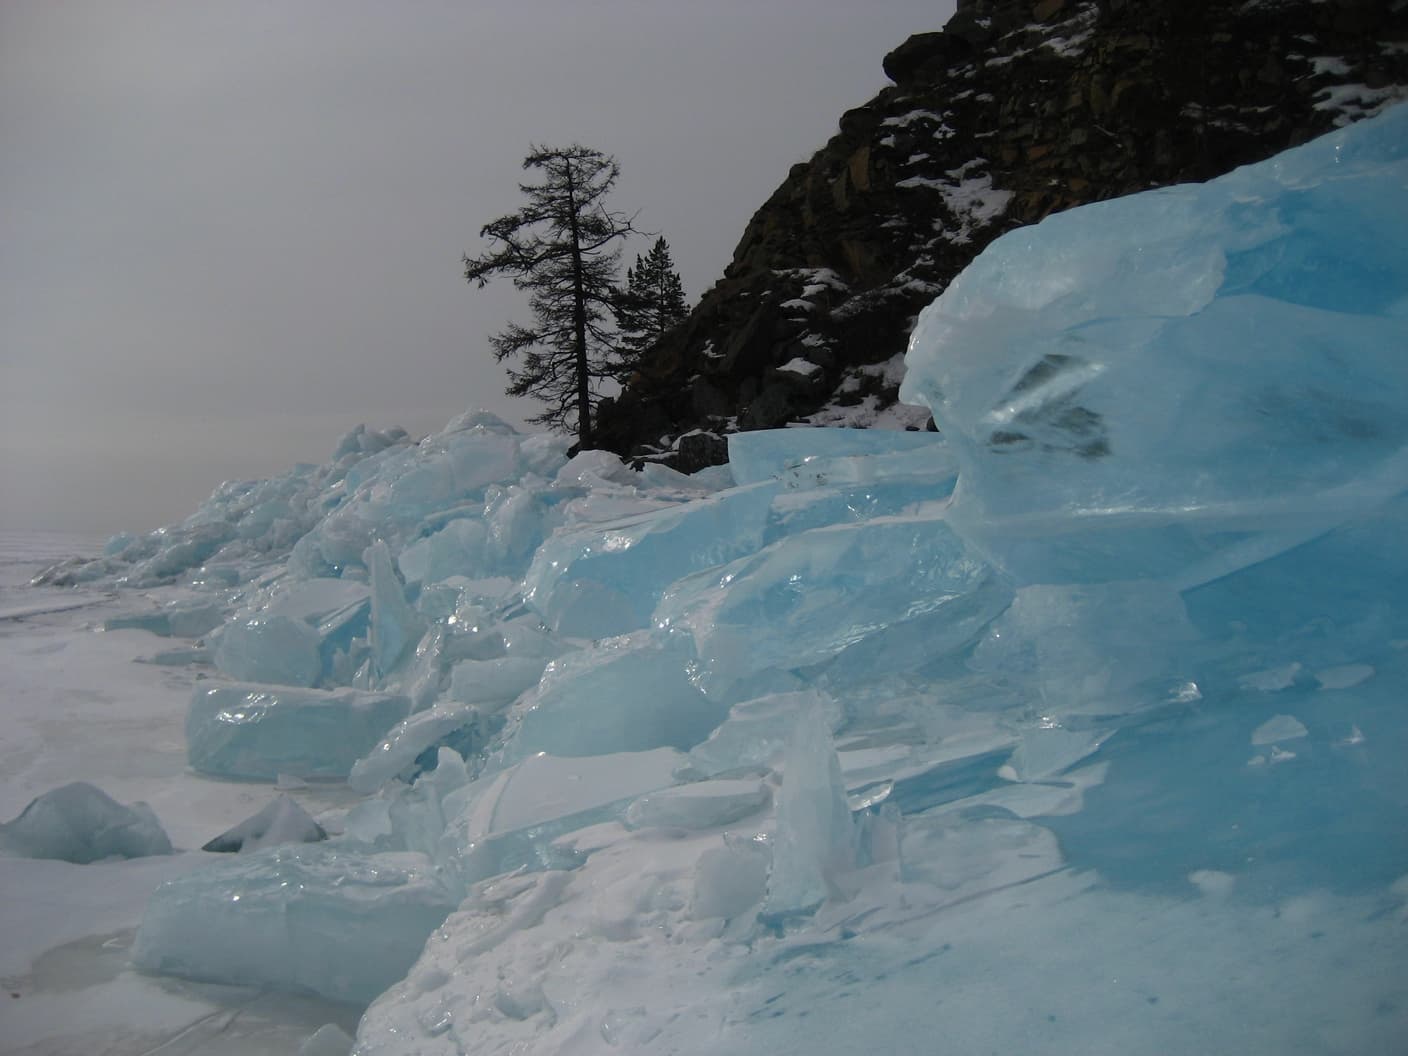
[1,1,956,535]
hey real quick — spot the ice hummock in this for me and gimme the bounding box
[0,782,173,863]
[62,106,1408,1053]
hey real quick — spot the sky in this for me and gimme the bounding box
[1,0,956,535]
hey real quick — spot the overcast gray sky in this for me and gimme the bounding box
[2,0,955,535]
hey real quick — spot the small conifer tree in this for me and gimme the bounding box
[613,236,687,377]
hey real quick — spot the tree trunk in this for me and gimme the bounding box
[563,160,593,449]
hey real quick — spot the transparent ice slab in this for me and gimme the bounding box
[133,845,459,1005]
[188,684,411,780]
[900,103,1408,589]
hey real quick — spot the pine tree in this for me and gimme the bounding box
[613,236,687,377]
[463,144,638,448]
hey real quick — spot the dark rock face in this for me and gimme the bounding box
[596,0,1408,468]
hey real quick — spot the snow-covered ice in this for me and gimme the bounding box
[4,106,1408,1055]
[201,794,329,853]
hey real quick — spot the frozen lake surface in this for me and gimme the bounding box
[0,532,363,1055]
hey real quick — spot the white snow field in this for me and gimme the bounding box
[3,106,1407,1055]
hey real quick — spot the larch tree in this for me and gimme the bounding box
[613,236,687,378]
[463,144,638,448]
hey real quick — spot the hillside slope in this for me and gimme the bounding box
[596,0,1408,468]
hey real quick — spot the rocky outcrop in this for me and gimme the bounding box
[596,0,1408,466]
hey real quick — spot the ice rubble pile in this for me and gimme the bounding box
[35,423,414,590]
[117,107,1408,1047]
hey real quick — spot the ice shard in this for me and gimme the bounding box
[504,631,726,759]
[521,481,778,638]
[347,701,482,794]
[366,540,425,680]
[188,684,411,780]
[214,613,324,687]
[762,719,855,921]
[656,510,999,699]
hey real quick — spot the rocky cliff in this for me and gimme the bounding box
[595,0,1408,469]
